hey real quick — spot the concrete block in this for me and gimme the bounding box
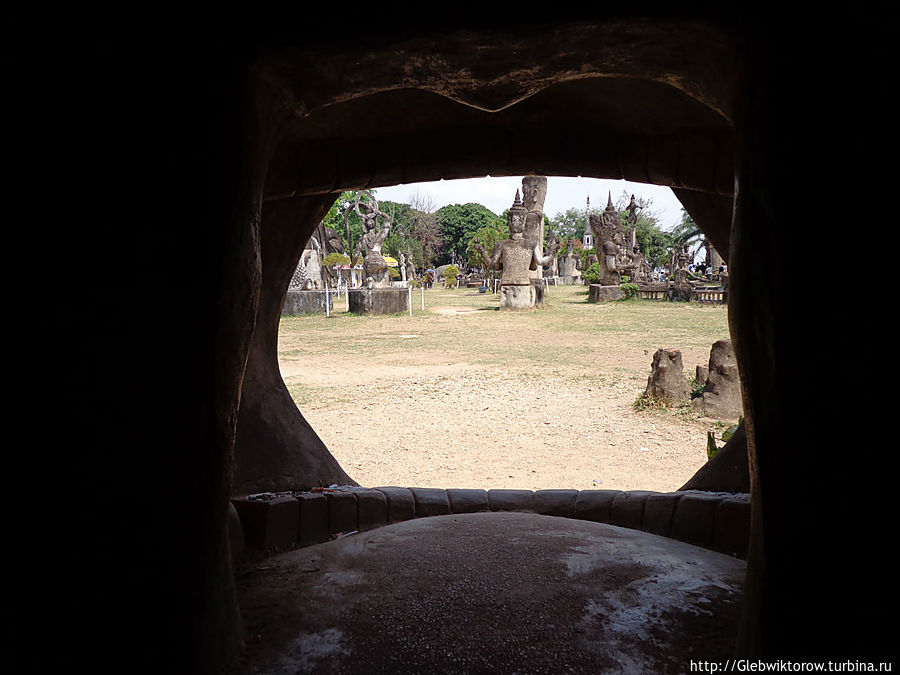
[573,490,621,523]
[713,497,751,558]
[533,489,578,517]
[671,492,723,548]
[611,491,656,530]
[410,487,450,517]
[356,489,388,531]
[231,495,299,551]
[589,284,624,302]
[296,492,329,546]
[326,491,358,536]
[447,489,489,514]
[642,492,683,537]
[375,487,416,522]
[488,489,534,512]
[348,288,409,314]
[282,289,332,316]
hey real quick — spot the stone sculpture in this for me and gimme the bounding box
[521,176,549,278]
[643,348,692,405]
[558,240,582,280]
[588,193,626,286]
[626,193,640,228]
[692,339,743,420]
[404,248,416,281]
[472,189,559,309]
[622,244,649,283]
[351,191,392,288]
[521,177,547,240]
[290,234,324,289]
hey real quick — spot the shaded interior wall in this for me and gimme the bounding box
[233,194,357,494]
[729,19,892,661]
[51,11,892,673]
[51,40,288,673]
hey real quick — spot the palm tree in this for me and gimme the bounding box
[669,208,709,267]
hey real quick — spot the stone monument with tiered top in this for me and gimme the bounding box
[472,189,559,310]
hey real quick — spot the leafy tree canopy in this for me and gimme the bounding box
[435,203,503,265]
[546,207,588,244]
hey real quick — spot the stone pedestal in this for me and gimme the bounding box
[588,284,624,302]
[348,287,409,314]
[499,284,536,310]
[282,289,332,315]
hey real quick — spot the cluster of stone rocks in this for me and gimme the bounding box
[642,339,743,420]
[230,484,750,563]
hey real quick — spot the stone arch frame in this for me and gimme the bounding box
[61,10,891,673]
[236,20,738,494]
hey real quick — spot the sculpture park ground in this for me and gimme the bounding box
[278,283,732,494]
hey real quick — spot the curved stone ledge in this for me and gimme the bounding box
[230,486,751,561]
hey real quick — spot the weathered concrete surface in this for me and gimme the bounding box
[588,284,624,302]
[499,284,536,310]
[348,287,409,314]
[282,289,332,316]
[232,512,744,674]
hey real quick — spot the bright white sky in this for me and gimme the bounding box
[374,176,687,231]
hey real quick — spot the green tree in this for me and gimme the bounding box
[405,190,442,270]
[377,200,416,261]
[669,208,707,256]
[322,191,365,254]
[443,264,460,286]
[435,203,503,266]
[322,252,350,267]
[547,206,588,243]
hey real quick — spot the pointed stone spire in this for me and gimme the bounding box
[509,188,526,215]
[605,191,616,212]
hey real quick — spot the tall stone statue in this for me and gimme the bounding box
[404,247,417,282]
[673,244,691,286]
[588,192,626,286]
[521,176,548,279]
[558,240,582,281]
[472,189,559,310]
[622,245,649,283]
[626,194,640,227]
[350,191,392,288]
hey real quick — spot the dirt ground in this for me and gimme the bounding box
[278,289,733,494]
